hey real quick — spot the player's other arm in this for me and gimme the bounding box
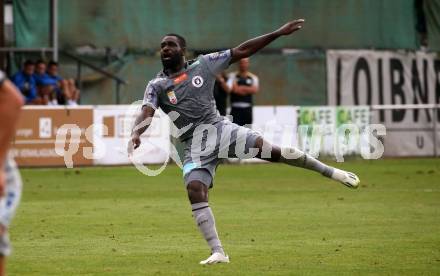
[230,19,304,64]
[130,105,155,150]
[130,81,159,151]
[0,80,24,165]
[0,79,24,197]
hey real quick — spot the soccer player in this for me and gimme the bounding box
[130,19,360,265]
[0,70,24,275]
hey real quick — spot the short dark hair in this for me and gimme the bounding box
[48,60,58,67]
[24,59,34,66]
[36,59,46,65]
[165,33,186,49]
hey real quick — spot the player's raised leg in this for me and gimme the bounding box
[186,170,229,265]
[253,137,360,188]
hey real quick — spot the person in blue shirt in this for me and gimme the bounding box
[11,60,40,104]
[34,60,47,85]
[47,61,80,105]
[34,60,58,105]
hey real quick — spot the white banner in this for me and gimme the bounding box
[239,106,298,163]
[252,106,298,148]
[327,50,440,156]
[93,105,170,165]
[297,106,370,158]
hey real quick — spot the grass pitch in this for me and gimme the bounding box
[9,159,440,275]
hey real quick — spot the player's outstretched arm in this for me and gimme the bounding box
[230,19,304,64]
[0,80,23,166]
[129,105,155,151]
[0,80,24,197]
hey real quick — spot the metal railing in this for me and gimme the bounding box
[61,51,128,104]
[0,47,128,104]
[370,104,439,157]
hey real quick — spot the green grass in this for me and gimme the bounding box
[8,159,440,275]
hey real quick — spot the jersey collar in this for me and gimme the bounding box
[162,60,190,78]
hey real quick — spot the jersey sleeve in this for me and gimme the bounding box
[201,49,232,75]
[142,81,159,109]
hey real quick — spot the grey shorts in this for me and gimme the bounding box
[182,119,260,188]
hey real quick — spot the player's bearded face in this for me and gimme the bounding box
[161,51,183,70]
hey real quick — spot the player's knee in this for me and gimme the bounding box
[254,136,264,149]
[254,136,282,162]
[186,181,208,203]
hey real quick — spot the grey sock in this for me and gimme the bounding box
[192,202,224,255]
[280,148,334,177]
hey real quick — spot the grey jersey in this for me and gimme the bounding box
[143,49,232,141]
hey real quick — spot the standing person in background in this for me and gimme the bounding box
[213,72,229,116]
[0,70,23,276]
[227,58,259,127]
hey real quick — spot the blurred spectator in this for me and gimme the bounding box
[34,60,48,84]
[227,58,259,127]
[213,72,229,116]
[10,60,41,104]
[34,60,58,105]
[47,61,80,106]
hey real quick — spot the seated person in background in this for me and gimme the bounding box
[47,61,80,106]
[34,60,58,105]
[10,60,43,105]
[34,60,49,85]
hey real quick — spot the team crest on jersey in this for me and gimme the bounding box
[167,90,178,104]
[192,76,204,88]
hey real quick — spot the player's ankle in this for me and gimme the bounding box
[212,246,225,255]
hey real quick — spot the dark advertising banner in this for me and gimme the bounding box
[327,50,440,156]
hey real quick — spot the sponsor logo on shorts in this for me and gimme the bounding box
[192,76,204,88]
[167,90,178,104]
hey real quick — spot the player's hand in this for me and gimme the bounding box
[127,133,141,156]
[0,171,6,198]
[132,133,141,148]
[275,19,305,36]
